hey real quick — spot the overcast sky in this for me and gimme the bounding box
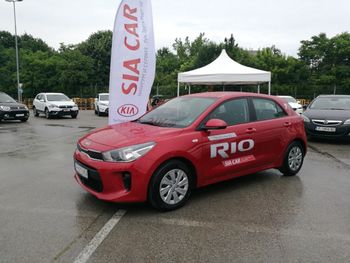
[0,0,349,57]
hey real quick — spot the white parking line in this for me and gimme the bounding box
[73,210,126,263]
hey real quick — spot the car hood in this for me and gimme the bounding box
[304,109,350,121]
[48,101,75,106]
[0,102,27,108]
[82,121,184,148]
[288,102,302,108]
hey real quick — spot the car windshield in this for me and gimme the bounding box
[310,97,350,110]
[139,97,217,128]
[100,95,109,101]
[0,93,16,103]
[46,94,70,101]
[281,97,297,103]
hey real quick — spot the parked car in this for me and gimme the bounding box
[0,92,29,122]
[302,95,350,140]
[278,96,303,114]
[94,93,109,116]
[74,92,307,211]
[33,92,79,119]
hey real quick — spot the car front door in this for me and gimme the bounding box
[199,98,260,183]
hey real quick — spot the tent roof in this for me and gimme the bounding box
[178,50,271,85]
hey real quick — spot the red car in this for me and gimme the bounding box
[74,92,307,211]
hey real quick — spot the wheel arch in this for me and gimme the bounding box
[149,156,198,190]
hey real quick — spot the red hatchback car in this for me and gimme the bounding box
[74,92,307,210]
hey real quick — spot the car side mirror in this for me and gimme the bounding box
[203,119,228,130]
[302,105,308,110]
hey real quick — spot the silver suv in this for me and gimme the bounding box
[33,93,79,119]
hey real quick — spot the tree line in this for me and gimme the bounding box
[0,30,349,99]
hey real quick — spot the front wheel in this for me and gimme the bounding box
[148,160,193,211]
[45,108,51,119]
[279,141,305,176]
[71,113,78,119]
[33,107,39,117]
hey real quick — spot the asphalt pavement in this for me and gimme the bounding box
[0,111,349,263]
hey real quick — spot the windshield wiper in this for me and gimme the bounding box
[138,120,159,126]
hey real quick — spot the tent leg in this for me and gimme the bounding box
[257,85,260,93]
[177,82,180,97]
[268,82,271,95]
[189,85,191,94]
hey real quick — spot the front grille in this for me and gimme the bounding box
[77,143,103,161]
[312,119,342,126]
[75,161,103,192]
[59,105,73,109]
[10,106,26,110]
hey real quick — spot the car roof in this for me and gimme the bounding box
[317,94,350,98]
[41,92,66,95]
[183,91,278,100]
[278,95,294,98]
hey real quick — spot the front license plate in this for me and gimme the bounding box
[16,114,24,117]
[75,162,88,179]
[63,109,70,112]
[315,126,336,132]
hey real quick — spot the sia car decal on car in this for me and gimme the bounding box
[210,139,255,158]
[222,155,256,167]
[208,133,237,141]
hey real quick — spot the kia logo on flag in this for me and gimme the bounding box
[117,104,139,117]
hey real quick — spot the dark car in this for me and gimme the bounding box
[0,92,29,122]
[302,95,350,139]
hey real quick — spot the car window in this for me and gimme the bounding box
[139,97,217,128]
[46,94,70,101]
[252,98,287,121]
[207,98,250,126]
[99,95,109,101]
[310,97,350,110]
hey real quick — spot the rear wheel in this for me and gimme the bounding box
[148,160,193,211]
[279,141,304,176]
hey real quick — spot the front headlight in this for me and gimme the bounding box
[48,104,58,108]
[344,119,350,125]
[0,105,11,111]
[301,114,310,123]
[24,105,29,110]
[102,142,156,162]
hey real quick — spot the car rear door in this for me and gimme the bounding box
[248,97,291,167]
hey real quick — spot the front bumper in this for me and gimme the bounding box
[73,148,153,202]
[304,122,350,139]
[98,105,108,114]
[49,109,79,116]
[0,110,29,120]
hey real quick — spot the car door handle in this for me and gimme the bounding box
[246,128,257,134]
[284,122,292,127]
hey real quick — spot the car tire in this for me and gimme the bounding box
[20,118,28,122]
[97,107,102,116]
[45,108,51,119]
[71,113,78,119]
[33,107,39,117]
[279,141,305,176]
[148,160,193,211]
[94,108,98,115]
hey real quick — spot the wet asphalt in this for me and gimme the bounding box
[0,111,349,263]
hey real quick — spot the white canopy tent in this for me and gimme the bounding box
[177,49,271,95]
